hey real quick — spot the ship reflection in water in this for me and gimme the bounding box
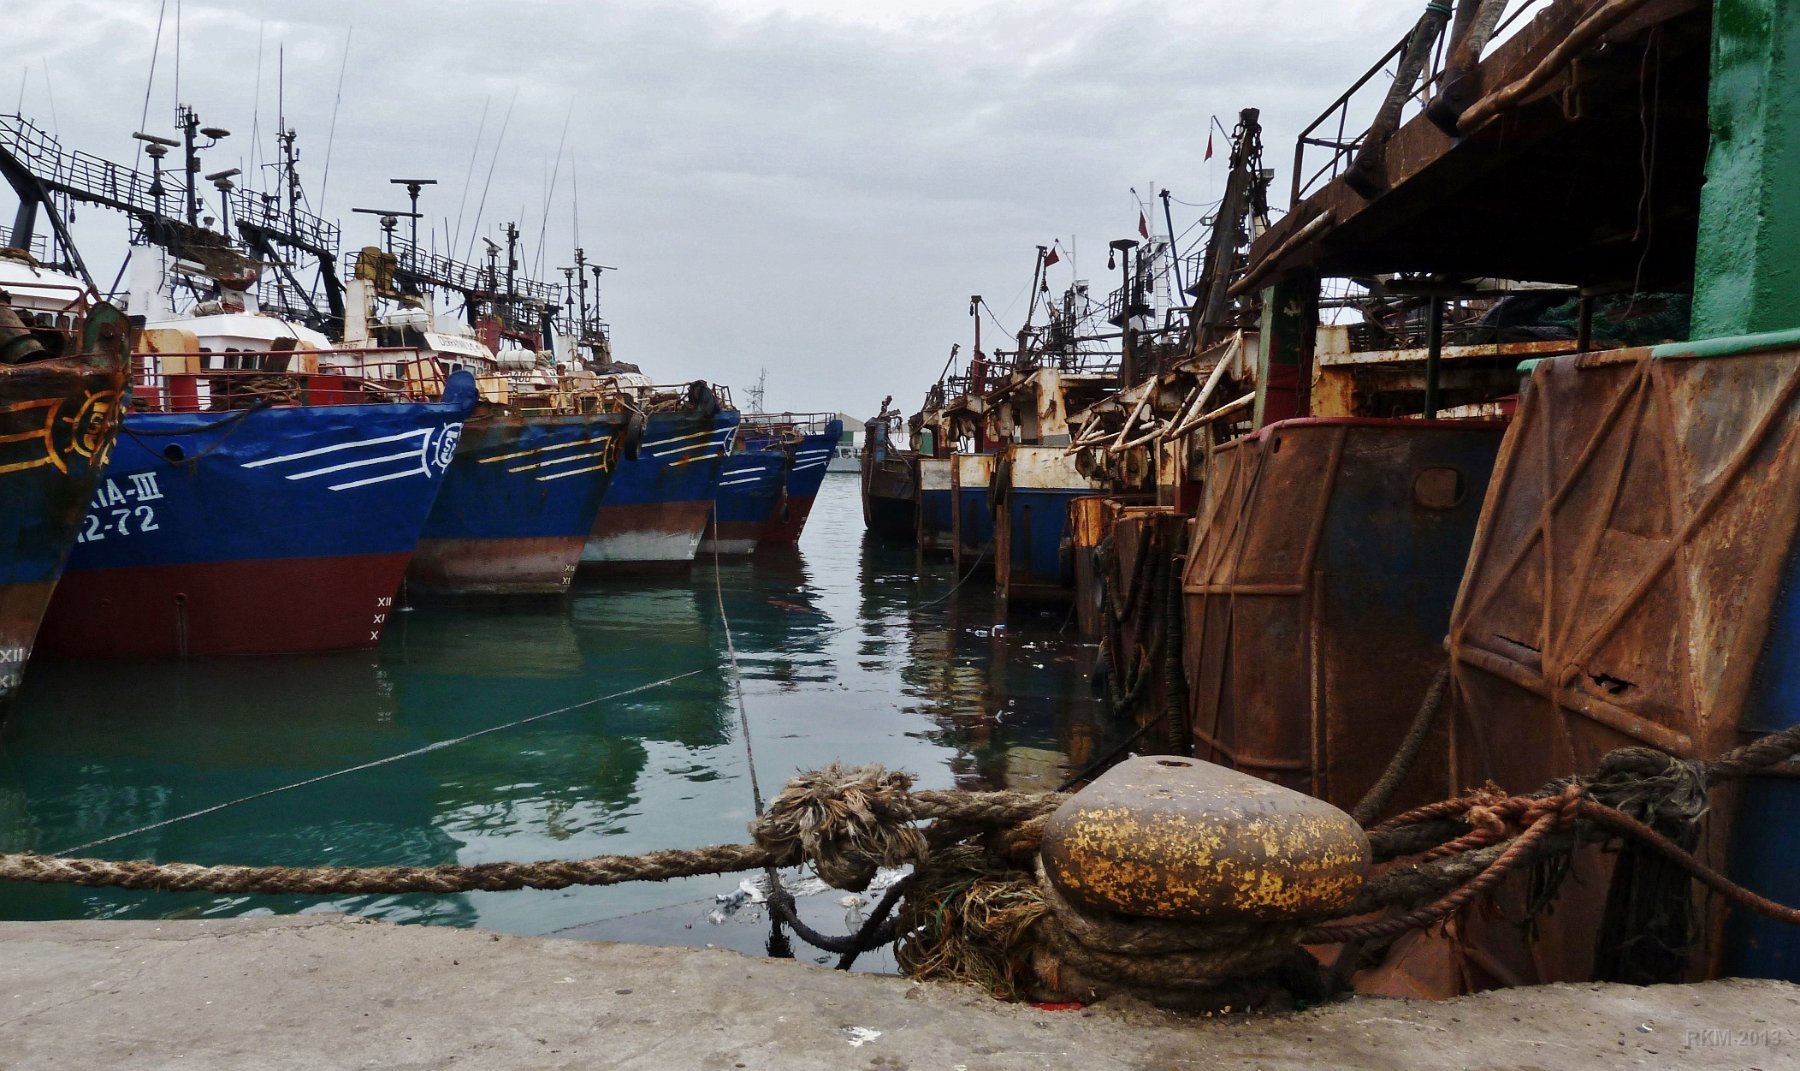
[0,476,1127,946]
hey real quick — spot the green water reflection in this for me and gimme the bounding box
[0,476,1125,941]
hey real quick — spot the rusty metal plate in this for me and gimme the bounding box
[1447,341,1800,981]
[1182,418,1505,819]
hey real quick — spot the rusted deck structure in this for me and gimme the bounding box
[1222,0,1800,990]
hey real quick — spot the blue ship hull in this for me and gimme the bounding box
[699,452,787,556]
[1727,561,1800,978]
[760,421,842,545]
[38,372,478,657]
[919,487,954,553]
[582,409,740,569]
[997,487,1090,601]
[954,485,993,561]
[409,411,632,594]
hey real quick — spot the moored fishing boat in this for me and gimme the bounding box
[0,108,479,656]
[743,412,842,546]
[34,320,477,657]
[581,379,739,572]
[342,237,636,595]
[0,257,130,703]
[697,449,785,557]
[860,397,916,541]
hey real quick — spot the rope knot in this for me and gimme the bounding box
[750,763,928,891]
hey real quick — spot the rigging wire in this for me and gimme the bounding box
[139,0,168,134]
[450,95,491,257]
[39,60,58,137]
[248,22,264,196]
[979,296,1016,338]
[315,26,353,218]
[1165,193,1224,210]
[464,86,519,263]
[534,99,576,280]
[1628,25,1663,309]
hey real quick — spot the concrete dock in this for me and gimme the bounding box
[2,916,1796,1069]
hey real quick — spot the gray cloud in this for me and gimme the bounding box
[15,0,1413,414]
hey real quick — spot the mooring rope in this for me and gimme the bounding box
[0,772,1064,897]
[51,669,708,858]
[707,527,790,955]
[51,512,996,863]
[7,725,1800,1006]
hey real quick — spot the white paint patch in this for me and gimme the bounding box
[582,529,701,563]
[845,1027,882,1047]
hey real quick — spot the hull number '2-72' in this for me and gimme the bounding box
[74,472,165,543]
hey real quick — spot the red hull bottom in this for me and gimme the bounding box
[36,553,414,658]
[408,536,585,595]
[580,501,711,572]
[759,493,818,546]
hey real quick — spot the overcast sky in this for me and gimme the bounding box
[15,0,1418,416]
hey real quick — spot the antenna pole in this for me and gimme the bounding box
[180,104,199,226]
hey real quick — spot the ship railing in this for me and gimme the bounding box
[0,114,161,221]
[740,411,840,436]
[129,347,447,413]
[381,239,562,305]
[737,410,842,447]
[1289,0,1553,206]
[0,273,104,358]
[228,187,341,257]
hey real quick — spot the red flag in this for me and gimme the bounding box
[1043,245,1060,268]
[1137,210,1149,239]
[1205,131,1215,161]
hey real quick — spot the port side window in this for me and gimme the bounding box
[1414,467,1467,510]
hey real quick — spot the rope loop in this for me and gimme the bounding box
[750,763,929,892]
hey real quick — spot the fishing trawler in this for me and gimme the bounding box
[697,448,784,557]
[344,224,636,596]
[860,396,915,541]
[742,412,843,546]
[0,254,129,704]
[578,369,739,572]
[2,109,476,657]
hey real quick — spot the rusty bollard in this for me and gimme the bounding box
[1032,755,1369,1010]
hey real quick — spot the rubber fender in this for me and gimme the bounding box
[686,380,719,419]
[621,410,648,461]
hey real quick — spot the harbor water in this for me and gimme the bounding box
[0,474,1125,963]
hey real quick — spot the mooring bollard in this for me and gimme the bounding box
[1030,755,1370,1010]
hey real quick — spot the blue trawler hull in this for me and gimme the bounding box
[37,372,478,658]
[699,452,787,556]
[756,420,843,546]
[582,409,740,570]
[409,411,632,595]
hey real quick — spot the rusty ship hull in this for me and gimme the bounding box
[581,409,739,571]
[408,411,632,595]
[0,346,128,704]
